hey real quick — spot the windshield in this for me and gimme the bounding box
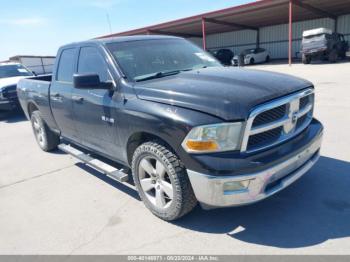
[106,38,222,82]
[0,64,33,79]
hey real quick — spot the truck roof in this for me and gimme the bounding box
[61,35,181,49]
[303,28,333,37]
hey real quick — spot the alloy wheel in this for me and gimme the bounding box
[32,116,45,147]
[138,156,174,209]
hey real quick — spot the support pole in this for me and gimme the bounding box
[334,17,338,33]
[256,29,260,48]
[289,0,293,66]
[202,17,206,50]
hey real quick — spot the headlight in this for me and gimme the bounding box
[182,122,244,153]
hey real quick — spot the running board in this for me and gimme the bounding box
[58,143,129,183]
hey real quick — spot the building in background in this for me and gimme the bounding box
[9,55,55,75]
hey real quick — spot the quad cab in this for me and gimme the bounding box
[17,36,323,220]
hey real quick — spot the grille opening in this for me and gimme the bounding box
[296,114,308,129]
[299,95,310,110]
[248,126,282,149]
[252,104,286,127]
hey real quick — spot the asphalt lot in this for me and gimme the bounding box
[0,61,349,255]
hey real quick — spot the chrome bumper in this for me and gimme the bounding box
[187,132,322,209]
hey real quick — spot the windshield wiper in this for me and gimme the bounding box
[135,70,181,82]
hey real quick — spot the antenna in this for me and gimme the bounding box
[106,12,112,34]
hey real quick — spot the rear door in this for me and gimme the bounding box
[72,45,121,157]
[50,48,79,142]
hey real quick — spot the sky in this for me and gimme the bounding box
[0,0,254,61]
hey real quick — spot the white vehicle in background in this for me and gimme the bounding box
[0,62,34,112]
[232,48,270,66]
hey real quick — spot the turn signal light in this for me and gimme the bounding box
[185,140,218,151]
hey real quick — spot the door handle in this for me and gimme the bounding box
[51,92,61,98]
[72,95,84,102]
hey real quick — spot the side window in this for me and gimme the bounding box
[57,48,76,82]
[78,47,109,82]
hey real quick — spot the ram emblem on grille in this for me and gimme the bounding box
[284,99,300,134]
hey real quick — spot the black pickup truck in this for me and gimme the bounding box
[17,35,323,220]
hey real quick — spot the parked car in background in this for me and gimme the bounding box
[213,49,234,66]
[0,62,34,112]
[301,28,348,64]
[233,48,270,66]
[18,36,323,221]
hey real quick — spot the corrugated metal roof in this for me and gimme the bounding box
[98,0,350,39]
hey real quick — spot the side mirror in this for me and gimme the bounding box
[73,73,113,89]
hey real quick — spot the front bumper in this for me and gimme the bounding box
[187,129,322,209]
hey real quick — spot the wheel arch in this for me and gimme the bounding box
[27,101,39,117]
[126,131,177,166]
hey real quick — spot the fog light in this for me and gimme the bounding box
[223,180,251,194]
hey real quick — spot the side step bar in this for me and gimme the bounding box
[58,143,129,183]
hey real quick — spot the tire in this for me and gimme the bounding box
[328,50,338,63]
[131,141,197,221]
[265,55,270,63]
[302,54,311,64]
[249,58,255,65]
[30,111,60,151]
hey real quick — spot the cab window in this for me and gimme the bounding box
[77,47,109,82]
[56,48,76,82]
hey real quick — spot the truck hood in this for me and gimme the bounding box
[0,76,27,91]
[133,67,312,120]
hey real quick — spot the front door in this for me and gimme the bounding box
[72,46,121,158]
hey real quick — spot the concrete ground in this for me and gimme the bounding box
[0,61,349,255]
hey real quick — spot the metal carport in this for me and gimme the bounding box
[98,0,350,65]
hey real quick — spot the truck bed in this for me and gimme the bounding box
[17,74,54,124]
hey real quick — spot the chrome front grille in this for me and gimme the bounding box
[241,88,314,153]
[2,85,18,99]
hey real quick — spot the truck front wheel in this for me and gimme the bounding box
[30,111,60,151]
[131,141,197,221]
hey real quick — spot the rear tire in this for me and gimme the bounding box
[30,111,60,151]
[132,141,197,221]
[249,58,255,65]
[328,50,338,63]
[265,55,270,63]
[302,54,311,64]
